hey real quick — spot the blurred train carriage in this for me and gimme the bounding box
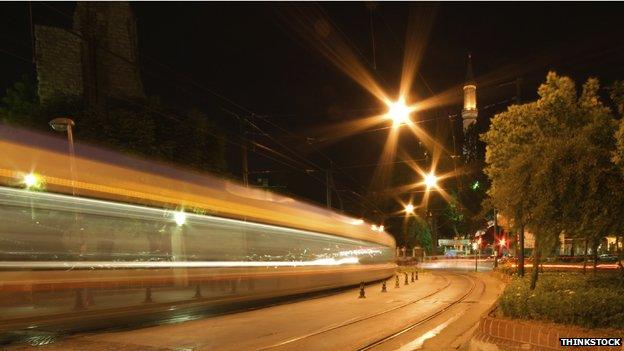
[0,126,396,331]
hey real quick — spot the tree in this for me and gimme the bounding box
[407,215,432,254]
[0,75,40,127]
[483,72,624,288]
[443,192,466,237]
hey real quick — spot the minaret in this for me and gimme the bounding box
[462,54,477,131]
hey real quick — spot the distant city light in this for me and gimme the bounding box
[471,180,480,190]
[424,172,438,189]
[174,211,187,226]
[387,98,411,128]
[405,203,415,214]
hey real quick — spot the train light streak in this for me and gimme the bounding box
[509,263,619,270]
[338,248,382,257]
[0,258,362,269]
[349,218,364,225]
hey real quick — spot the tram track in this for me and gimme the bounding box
[357,273,483,351]
[258,272,457,350]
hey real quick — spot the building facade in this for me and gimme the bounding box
[35,2,144,107]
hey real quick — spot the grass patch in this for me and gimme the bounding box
[498,272,624,329]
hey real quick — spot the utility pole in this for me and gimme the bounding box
[325,161,333,209]
[493,208,499,268]
[240,117,249,187]
[515,77,523,104]
[516,77,525,276]
[242,143,249,187]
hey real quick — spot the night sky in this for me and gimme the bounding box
[2,2,624,219]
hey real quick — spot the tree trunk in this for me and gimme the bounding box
[618,235,624,276]
[518,224,525,277]
[530,239,540,290]
[582,239,589,274]
[592,239,599,275]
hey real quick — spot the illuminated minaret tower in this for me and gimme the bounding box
[462,54,477,131]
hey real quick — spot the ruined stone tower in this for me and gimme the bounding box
[35,2,144,106]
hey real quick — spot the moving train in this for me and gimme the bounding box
[0,125,396,331]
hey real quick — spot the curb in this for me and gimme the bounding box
[469,316,624,351]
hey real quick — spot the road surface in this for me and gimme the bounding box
[6,270,504,351]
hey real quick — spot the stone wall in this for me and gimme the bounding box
[35,26,83,103]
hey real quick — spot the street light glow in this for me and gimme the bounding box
[22,173,42,189]
[387,98,411,128]
[174,211,187,226]
[499,238,506,247]
[424,172,438,189]
[404,203,415,214]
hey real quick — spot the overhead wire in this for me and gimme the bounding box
[35,2,385,217]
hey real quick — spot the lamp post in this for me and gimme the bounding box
[473,241,479,272]
[402,203,415,257]
[49,117,76,196]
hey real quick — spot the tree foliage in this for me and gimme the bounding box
[407,215,432,254]
[0,76,227,175]
[482,72,624,288]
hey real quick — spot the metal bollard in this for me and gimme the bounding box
[404,272,409,286]
[358,282,366,298]
[74,289,85,310]
[381,279,387,293]
[194,284,202,299]
[411,271,415,282]
[395,274,400,288]
[85,288,94,306]
[144,287,153,303]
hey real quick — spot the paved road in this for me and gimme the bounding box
[6,271,504,351]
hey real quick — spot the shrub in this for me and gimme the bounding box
[499,272,624,329]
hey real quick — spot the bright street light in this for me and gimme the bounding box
[387,99,411,128]
[174,211,187,226]
[424,172,438,189]
[499,238,506,247]
[404,203,415,214]
[23,173,42,189]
